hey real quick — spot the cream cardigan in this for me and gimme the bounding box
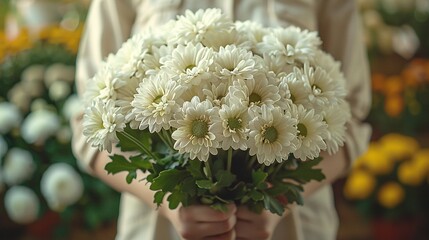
[71,0,372,239]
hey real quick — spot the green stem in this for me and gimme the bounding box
[247,155,257,170]
[162,129,175,149]
[205,158,213,181]
[118,131,158,160]
[157,131,174,151]
[227,148,233,172]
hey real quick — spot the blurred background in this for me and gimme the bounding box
[0,0,428,239]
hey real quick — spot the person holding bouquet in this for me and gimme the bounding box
[71,0,371,239]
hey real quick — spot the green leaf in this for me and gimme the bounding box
[167,191,184,209]
[150,169,188,192]
[117,127,152,152]
[215,170,236,188]
[263,193,285,216]
[252,170,268,185]
[276,157,325,183]
[187,159,205,179]
[125,171,137,184]
[249,190,264,201]
[154,191,166,206]
[196,180,213,189]
[105,155,137,174]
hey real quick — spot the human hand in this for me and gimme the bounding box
[161,204,237,240]
[234,206,283,240]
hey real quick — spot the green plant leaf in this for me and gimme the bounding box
[263,193,285,216]
[277,157,325,183]
[196,180,213,189]
[252,170,268,185]
[150,169,188,192]
[215,170,236,188]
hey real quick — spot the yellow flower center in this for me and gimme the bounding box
[191,119,209,138]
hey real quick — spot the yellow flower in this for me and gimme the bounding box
[377,182,405,208]
[379,134,419,160]
[343,170,376,200]
[397,161,425,186]
[357,143,393,175]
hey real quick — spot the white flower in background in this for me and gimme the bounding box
[30,99,50,112]
[310,50,347,88]
[21,109,61,144]
[4,186,40,224]
[49,81,71,101]
[0,102,22,134]
[212,103,249,151]
[83,99,126,152]
[129,73,184,133]
[62,94,83,120]
[213,45,259,82]
[0,135,7,159]
[44,63,75,87]
[21,64,45,84]
[161,43,214,86]
[322,101,351,154]
[292,105,328,161]
[171,97,220,161]
[41,163,84,212]
[8,84,31,112]
[2,148,35,186]
[170,8,234,46]
[256,26,321,65]
[248,105,298,165]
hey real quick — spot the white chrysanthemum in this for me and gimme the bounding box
[4,186,40,224]
[228,74,281,108]
[144,45,173,76]
[84,66,125,104]
[2,148,35,186]
[256,26,321,64]
[21,109,61,144]
[212,103,249,151]
[235,20,268,46]
[84,65,139,117]
[0,102,22,134]
[107,33,147,81]
[298,64,346,111]
[262,53,295,78]
[129,73,184,132]
[41,163,84,212]
[161,43,214,86]
[0,135,7,159]
[62,94,83,120]
[322,101,351,154]
[292,105,328,161]
[83,99,126,153]
[282,69,311,106]
[310,50,346,86]
[248,105,298,165]
[170,8,234,46]
[213,45,259,82]
[171,97,219,161]
[202,82,229,107]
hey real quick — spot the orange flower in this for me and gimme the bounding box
[384,94,403,117]
[383,76,404,96]
[372,73,386,92]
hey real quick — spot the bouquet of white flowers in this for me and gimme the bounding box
[82,8,350,215]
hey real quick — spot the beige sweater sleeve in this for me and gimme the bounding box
[71,0,136,174]
[317,0,372,170]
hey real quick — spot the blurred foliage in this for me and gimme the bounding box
[0,22,120,239]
